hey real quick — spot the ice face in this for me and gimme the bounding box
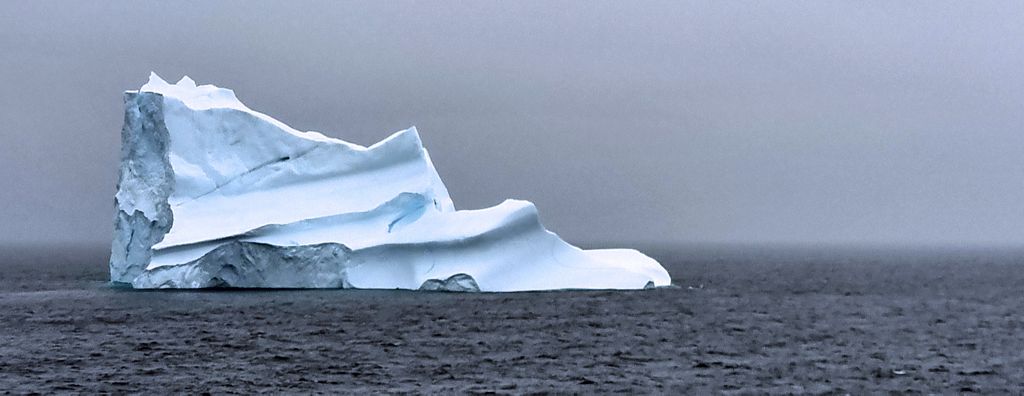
[110,73,672,291]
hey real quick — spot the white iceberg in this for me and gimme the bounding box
[109,73,671,291]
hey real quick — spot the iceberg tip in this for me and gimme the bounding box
[145,72,168,88]
[176,75,197,88]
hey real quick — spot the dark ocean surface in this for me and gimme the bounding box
[2,244,1023,393]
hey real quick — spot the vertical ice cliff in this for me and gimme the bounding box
[110,73,671,291]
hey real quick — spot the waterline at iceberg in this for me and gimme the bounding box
[110,73,671,291]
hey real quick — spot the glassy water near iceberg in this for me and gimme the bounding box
[109,73,671,290]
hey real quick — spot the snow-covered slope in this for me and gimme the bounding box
[110,73,671,291]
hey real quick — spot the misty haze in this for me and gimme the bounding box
[3,2,1023,247]
[2,1,1024,393]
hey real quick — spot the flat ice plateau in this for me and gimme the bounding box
[109,73,671,291]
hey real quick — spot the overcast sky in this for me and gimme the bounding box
[1,1,1023,247]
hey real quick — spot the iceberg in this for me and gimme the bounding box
[109,73,671,291]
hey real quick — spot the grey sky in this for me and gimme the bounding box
[1,1,1023,247]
